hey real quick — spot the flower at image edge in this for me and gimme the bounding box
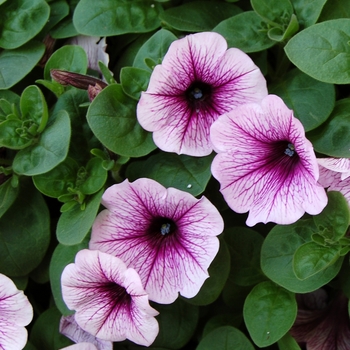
[210,94,328,226]
[0,273,33,350]
[61,249,159,346]
[89,178,224,304]
[137,31,268,156]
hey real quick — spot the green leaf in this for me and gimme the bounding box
[0,0,50,49]
[285,19,350,84]
[56,190,103,245]
[319,0,350,21]
[213,11,275,53]
[251,0,293,26]
[261,219,343,293]
[133,29,178,72]
[277,332,302,350]
[291,0,327,27]
[49,240,88,315]
[33,157,79,198]
[78,158,107,195]
[185,239,230,306]
[87,84,156,157]
[293,242,342,280]
[13,110,71,175]
[269,68,335,131]
[197,326,255,350]
[73,0,162,36]
[126,152,214,196]
[120,67,151,100]
[243,281,297,347]
[224,227,266,286]
[44,45,88,81]
[41,0,70,34]
[313,191,350,242]
[0,180,50,276]
[307,98,350,157]
[0,179,19,218]
[30,307,73,349]
[0,40,45,89]
[202,314,243,338]
[20,85,49,133]
[159,1,242,32]
[0,118,33,149]
[50,16,79,39]
[152,298,199,349]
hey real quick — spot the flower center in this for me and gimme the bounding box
[148,217,177,237]
[284,143,295,157]
[185,81,212,103]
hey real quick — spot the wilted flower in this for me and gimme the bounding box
[290,289,350,349]
[137,31,267,156]
[210,94,327,226]
[0,273,33,350]
[90,178,223,304]
[318,158,350,206]
[60,315,112,350]
[61,249,159,346]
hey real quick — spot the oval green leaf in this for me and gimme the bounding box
[243,281,297,347]
[0,178,19,219]
[159,1,242,32]
[73,0,162,36]
[87,84,156,157]
[0,40,45,89]
[0,0,50,49]
[261,219,343,293]
[120,67,151,100]
[126,152,214,196]
[13,110,71,175]
[285,19,350,84]
[197,326,255,350]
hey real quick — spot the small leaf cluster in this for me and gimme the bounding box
[1,0,350,349]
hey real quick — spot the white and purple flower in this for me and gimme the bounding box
[61,249,159,346]
[210,94,328,226]
[0,273,33,350]
[318,158,350,206]
[137,31,267,156]
[90,178,224,304]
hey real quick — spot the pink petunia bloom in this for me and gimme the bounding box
[61,249,159,346]
[90,178,223,304]
[0,273,33,350]
[60,315,112,350]
[210,94,328,226]
[60,343,98,350]
[290,289,350,349]
[318,158,350,206]
[137,31,267,156]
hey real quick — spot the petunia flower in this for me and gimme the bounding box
[89,178,223,304]
[210,94,328,226]
[290,289,350,349]
[0,273,33,350]
[59,315,112,350]
[61,249,159,346]
[318,157,350,207]
[137,31,267,156]
[60,343,98,350]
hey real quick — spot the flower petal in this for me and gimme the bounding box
[210,95,327,226]
[90,178,223,304]
[318,158,350,181]
[61,249,159,346]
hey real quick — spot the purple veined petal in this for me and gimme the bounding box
[318,158,350,181]
[0,273,33,350]
[61,249,159,346]
[60,315,112,350]
[90,178,223,304]
[210,94,328,226]
[318,164,350,207]
[137,31,267,156]
[60,343,98,350]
